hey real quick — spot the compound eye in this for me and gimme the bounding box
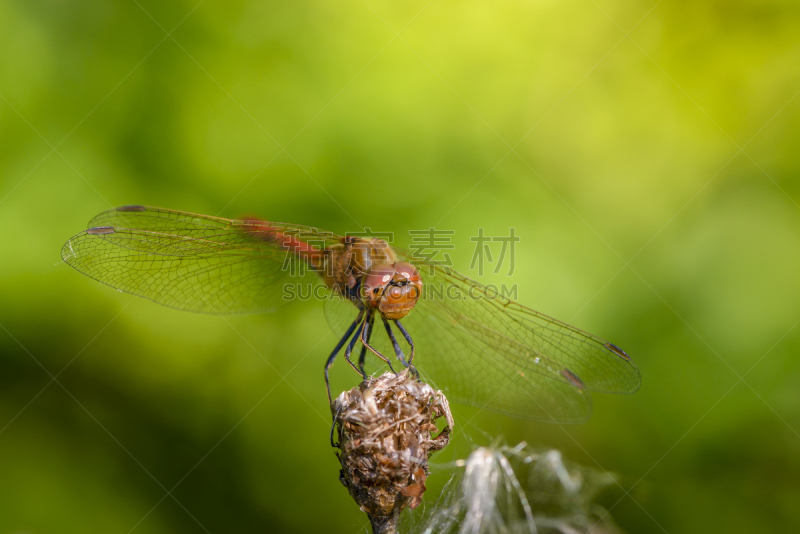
[363,264,394,293]
[393,262,421,283]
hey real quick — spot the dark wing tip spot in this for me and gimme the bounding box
[561,368,586,389]
[87,226,116,235]
[605,342,631,361]
[117,205,146,212]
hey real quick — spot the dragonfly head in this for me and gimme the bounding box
[362,262,422,320]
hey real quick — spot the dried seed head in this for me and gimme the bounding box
[332,370,454,533]
[412,443,621,534]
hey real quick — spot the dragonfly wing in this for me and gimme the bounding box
[492,299,640,394]
[324,288,589,420]
[62,207,339,314]
[389,249,640,421]
[400,299,593,422]
[89,205,233,233]
[87,205,343,248]
[323,294,360,335]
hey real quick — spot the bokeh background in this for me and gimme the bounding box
[2,0,799,532]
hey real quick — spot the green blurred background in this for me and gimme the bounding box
[2,0,799,532]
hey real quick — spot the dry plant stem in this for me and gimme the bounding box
[332,370,454,534]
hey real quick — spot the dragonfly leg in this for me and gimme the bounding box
[382,316,410,370]
[357,311,375,377]
[344,318,367,381]
[362,319,397,375]
[324,309,364,407]
[394,319,419,379]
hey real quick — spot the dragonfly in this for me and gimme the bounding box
[61,205,640,423]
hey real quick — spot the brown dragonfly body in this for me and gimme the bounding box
[246,219,425,398]
[63,206,641,423]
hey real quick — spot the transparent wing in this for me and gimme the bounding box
[384,249,641,422]
[61,205,339,314]
[87,205,343,248]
